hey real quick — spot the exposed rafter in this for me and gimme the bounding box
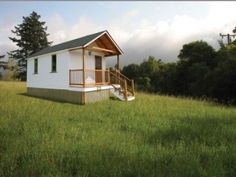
[86,46,116,53]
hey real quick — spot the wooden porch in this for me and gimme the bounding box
[69,68,135,101]
[68,31,135,101]
[69,68,110,86]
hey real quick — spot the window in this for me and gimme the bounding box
[51,54,57,72]
[34,58,38,74]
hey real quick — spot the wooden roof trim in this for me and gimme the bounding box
[84,31,123,55]
[100,34,119,53]
[68,46,83,51]
[86,46,116,53]
[84,31,107,48]
[68,46,115,56]
[103,31,124,54]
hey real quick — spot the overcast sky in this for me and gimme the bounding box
[1,1,236,66]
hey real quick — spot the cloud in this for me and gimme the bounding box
[101,2,236,66]
[47,13,104,44]
[0,44,16,61]
[1,2,236,67]
[46,13,67,44]
[114,2,236,66]
[0,24,17,56]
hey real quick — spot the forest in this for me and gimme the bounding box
[122,37,236,104]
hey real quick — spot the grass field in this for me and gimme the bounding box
[0,81,235,177]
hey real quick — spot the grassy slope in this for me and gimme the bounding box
[0,81,235,177]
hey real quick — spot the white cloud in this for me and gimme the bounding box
[47,13,104,45]
[114,1,236,65]
[0,24,17,56]
[69,16,104,38]
[1,2,236,67]
[46,13,67,44]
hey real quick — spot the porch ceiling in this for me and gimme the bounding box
[86,33,122,57]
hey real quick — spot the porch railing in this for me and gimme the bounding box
[69,68,135,100]
[69,69,83,85]
[69,69,109,86]
[109,69,135,98]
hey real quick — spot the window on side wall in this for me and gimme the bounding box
[34,58,38,74]
[51,54,57,73]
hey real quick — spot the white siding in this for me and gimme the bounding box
[27,49,107,90]
[86,50,106,83]
[27,51,70,89]
[86,51,96,84]
[69,49,106,84]
[69,49,105,69]
[69,51,82,69]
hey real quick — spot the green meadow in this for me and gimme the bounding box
[0,81,235,177]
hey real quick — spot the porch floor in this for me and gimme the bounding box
[68,84,113,92]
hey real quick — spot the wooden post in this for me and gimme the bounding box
[107,68,110,84]
[116,55,120,85]
[131,80,135,96]
[124,80,128,101]
[69,70,71,85]
[115,68,120,85]
[118,70,120,85]
[82,48,85,88]
[116,55,120,70]
[115,69,118,84]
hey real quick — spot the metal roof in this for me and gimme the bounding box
[29,30,106,58]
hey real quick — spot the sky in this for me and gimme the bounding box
[1,1,236,66]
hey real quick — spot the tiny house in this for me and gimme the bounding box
[27,30,135,104]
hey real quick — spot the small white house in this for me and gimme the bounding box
[27,30,135,104]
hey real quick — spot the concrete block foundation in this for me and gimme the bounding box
[27,87,110,104]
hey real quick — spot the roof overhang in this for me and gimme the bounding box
[84,31,123,56]
[28,30,123,59]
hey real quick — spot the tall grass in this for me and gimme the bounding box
[0,81,235,177]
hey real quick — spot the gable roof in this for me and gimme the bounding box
[29,30,122,58]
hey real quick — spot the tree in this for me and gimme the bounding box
[178,40,216,67]
[137,77,152,91]
[151,62,177,94]
[120,37,236,104]
[232,27,236,44]
[4,57,19,81]
[139,56,162,77]
[175,41,217,95]
[204,55,236,104]
[218,39,225,49]
[0,54,6,80]
[9,11,52,81]
[122,64,140,81]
